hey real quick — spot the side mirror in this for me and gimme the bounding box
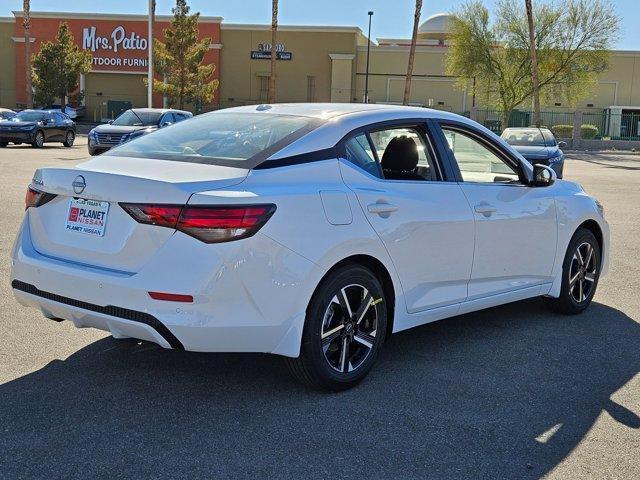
[160,121,172,128]
[557,141,567,149]
[108,120,113,124]
[532,164,556,187]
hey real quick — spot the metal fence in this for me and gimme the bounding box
[467,108,640,141]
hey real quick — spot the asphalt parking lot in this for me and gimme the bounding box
[0,139,638,479]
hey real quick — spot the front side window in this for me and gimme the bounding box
[369,127,439,181]
[442,128,519,183]
[105,112,321,167]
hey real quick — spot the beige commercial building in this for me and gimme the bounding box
[2,11,640,122]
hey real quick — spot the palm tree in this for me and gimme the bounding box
[268,0,278,103]
[403,0,422,105]
[525,0,541,127]
[23,0,33,108]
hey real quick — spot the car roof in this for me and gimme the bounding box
[130,108,191,115]
[222,102,464,120]
[503,127,552,133]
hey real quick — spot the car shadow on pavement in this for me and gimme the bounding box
[1,299,638,479]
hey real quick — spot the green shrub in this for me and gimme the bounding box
[551,124,573,138]
[581,123,599,139]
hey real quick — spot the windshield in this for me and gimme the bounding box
[11,111,44,122]
[112,110,162,127]
[501,128,556,147]
[104,112,322,167]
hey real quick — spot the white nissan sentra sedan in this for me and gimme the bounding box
[11,104,609,390]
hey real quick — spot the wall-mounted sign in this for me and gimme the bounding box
[82,26,149,70]
[250,42,292,60]
[83,26,148,53]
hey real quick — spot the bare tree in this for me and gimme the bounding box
[23,0,33,108]
[268,0,278,103]
[403,0,422,105]
[525,0,541,126]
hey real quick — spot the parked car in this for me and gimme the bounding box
[0,108,16,121]
[0,109,76,148]
[11,104,608,390]
[87,108,193,155]
[501,127,566,178]
[43,104,85,120]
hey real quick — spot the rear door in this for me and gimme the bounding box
[339,122,475,313]
[436,122,558,300]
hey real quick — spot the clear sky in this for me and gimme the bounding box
[3,0,638,50]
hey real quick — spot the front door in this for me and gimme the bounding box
[339,125,475,313]
[439,124,558,300]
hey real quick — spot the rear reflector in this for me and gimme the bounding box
[25,186,56,210]
[120,203,276,243]
[148,291,194,302]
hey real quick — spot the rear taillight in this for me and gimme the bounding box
[120,203,276,243]
[118,204,182,228]
[25,186,56,210]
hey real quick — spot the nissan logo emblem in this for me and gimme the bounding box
[72,175,86,195]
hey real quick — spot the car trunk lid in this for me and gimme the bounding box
[27,155,249,272]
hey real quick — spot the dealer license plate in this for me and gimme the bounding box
[65,198,109,237]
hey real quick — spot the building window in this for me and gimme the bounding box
[258,76,270,101]
[307,76,316,102]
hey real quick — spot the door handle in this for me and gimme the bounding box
[367,202,399,215]
[474,203,497,217]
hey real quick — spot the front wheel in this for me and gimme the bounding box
[544,227,601,314]
[32,131,44,148]
[63,130,75,147]
[286,264,387,391]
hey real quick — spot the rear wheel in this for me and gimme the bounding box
[544,227,601,314]
[286,264,387,391]
[32,131,44,148]
[63,130,75,147]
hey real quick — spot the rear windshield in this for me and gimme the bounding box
[112,110,162,127]
[104,112,322,167]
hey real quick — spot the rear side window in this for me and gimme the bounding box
[344,134,381,178]
[105,112,322,167]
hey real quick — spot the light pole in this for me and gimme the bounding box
[147,0,155,108]
[364,10,373,103]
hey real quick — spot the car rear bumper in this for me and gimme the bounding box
[10,215,323,356]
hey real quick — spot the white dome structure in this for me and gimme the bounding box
[417,13,452,40]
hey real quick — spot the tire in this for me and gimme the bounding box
[0,142,7,148]
[63,130,75,147]
[286,264,388,391]
[544,227,601,314]
[32,131,44,148]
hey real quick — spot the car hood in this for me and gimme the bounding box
[511,145,560,160]
[92,124,149,134]
[0,121,38,128]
